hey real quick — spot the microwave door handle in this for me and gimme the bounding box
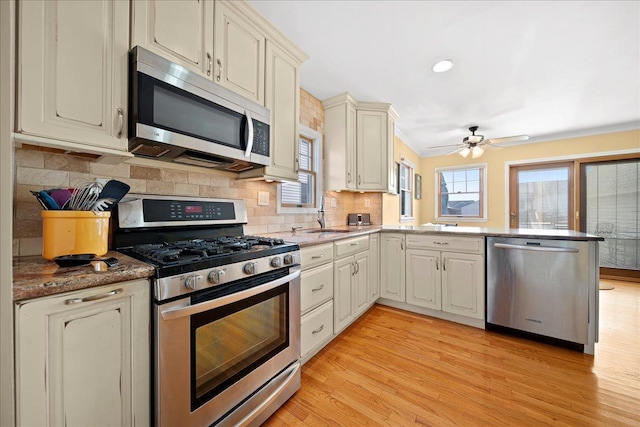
[244,110,254,158]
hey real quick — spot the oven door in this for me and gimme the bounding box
[155,267,301,427]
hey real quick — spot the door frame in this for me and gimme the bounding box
[508,161,575,230]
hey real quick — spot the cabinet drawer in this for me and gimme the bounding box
[301,301,333,358]
[406,235,484,254]
[301,243,334,270]
[334,235,369,258]
[301,263,334,314]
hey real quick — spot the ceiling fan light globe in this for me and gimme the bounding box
[471,146,485,158]
[459,147,471,158]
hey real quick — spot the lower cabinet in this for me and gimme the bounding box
[333,236,370,334]
[380,233,405,302]
[14,279,150,427]
[300,243,334,363]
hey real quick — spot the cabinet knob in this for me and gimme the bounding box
[116,108,124,138]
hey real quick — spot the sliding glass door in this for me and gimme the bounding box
[581,159,639,271]
[509,162,574,230]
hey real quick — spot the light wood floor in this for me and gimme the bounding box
[264,279,640,426]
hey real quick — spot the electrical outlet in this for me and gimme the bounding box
[330,197,337,208]
[258,191,269,206]
[365,199,371,208]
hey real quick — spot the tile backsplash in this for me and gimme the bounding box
[12,89,382,256]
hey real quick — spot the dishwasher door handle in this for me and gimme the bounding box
[493,242,579,253]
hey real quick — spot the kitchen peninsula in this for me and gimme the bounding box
[266,225,602,358]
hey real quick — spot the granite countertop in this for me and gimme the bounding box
[266,224,603,248]
[13,251,155,302]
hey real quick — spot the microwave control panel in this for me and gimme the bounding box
[251,121,270,156]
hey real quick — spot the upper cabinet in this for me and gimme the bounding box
[214,1,265,105]
[131,0,214,78]
[323,94,398,192]
[17,0,130,155]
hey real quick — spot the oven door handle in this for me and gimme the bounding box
[160,270,300,320]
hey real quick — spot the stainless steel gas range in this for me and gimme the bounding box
[114,194,301,427]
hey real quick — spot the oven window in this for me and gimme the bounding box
[190,284,289,410]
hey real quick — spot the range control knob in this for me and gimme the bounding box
[283,254,295,265]
[208,269,225,284]
[185,274,204,290]
[270,257,282,268]
[243,262,257,275]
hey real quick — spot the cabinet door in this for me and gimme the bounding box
[354,251,370,316]
[346,103,358,190]
[214,1,265,105]
[380,233,405,302]
[15,280,150,426]
[406,249,441,310]
[387,113,397,193]
[18,0,129,151]
[368,234,380,303]
[356,110,387,190]
[442,252,484,319]
[262,40,300,181]
[333,256,354,334]
[132,0,214,78]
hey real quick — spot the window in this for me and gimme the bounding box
[400,161,414,221]
[436,164,487,221]
[277,125,323,214]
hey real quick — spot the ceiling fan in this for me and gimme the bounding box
[431,126,530,158]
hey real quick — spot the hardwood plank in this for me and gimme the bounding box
[265,280,640,426]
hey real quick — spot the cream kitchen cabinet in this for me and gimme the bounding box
[214,0,265,105]
[323,93,398,192]
[405,235,485,320]
[300,243,334,363]
[368,233,380,304]
[380,233,406,302]
[131,0,214,78]
[333,235,370,334]
[15,279,150,426]
[239,40,303,182]
[17,0,130,156]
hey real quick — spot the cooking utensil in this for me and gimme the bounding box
[91,197,116,213]
[50,189,73,209]
[39,190,60,210]
[97,180,130,210]
[31,191,49,210]
[53,254,119,268]
[68,182,102,210]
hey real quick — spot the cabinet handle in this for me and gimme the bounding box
[312,324,324,335]
[311,284,324,292]
[350,242,359,246]
[400,242,404,250]
[311,254,324,259]
[206,53,212,76]
[355,262,360,274]
[443,258,446,271]
[116,108,124,138]
[347,172,351,183]
[433,241,449,246]
[216,58,222,81]
[65,288,123,305]
[352,262,356,276]
[435,258,439,270]
[295,157,300,173]
[358,175,362,185]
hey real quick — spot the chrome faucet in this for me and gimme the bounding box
[317,195,326,229]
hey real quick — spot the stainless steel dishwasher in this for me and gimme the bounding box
[487,236,593,346]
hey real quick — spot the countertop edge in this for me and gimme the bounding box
[13,251,155,302]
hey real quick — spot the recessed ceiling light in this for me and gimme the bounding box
[432,59,454,73]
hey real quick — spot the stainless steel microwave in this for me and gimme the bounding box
[128,46,270,172]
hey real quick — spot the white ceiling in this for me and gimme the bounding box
[250,0,640,157]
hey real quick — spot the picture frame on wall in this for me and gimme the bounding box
[415,174,422,199]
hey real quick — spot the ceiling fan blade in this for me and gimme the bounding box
[486,135,529,145]
[483,143,502,151]
[427,143,465,149]
[445,146,464,155]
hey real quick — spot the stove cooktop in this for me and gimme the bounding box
[119,235,298,278]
